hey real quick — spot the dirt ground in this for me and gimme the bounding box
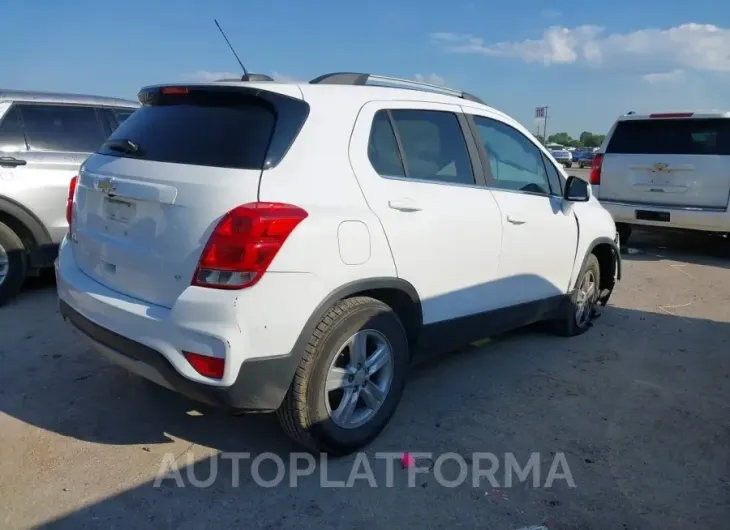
[1,228,729,529]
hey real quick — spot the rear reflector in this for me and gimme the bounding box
[183,351,225,379]
[649,112,693,118]
[589,154,603,185]
[161,87,190,95]
[66,176,78,229]
[192,202,308,290]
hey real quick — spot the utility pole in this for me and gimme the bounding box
[543,106,549,145]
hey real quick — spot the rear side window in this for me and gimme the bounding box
[0,106,27,152]
[368,109,475,186]
[18,104,105,153]
[99,88,309,170]
[606,118,730,155]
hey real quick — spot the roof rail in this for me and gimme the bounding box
[309,72,486,105]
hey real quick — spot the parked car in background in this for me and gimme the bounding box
[575,150,595,168]
[56,72,620,455]
[591,111,730,245]
[0,90,138,305]
[549,146,573,168]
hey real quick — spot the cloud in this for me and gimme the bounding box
[642,69,686,84]
[413,73,447,86]
[182,70,240,82]
[431,23,730,72]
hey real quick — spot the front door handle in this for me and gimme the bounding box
[388,199,422,212]
[0,156,27,168]
[506,214,527,225]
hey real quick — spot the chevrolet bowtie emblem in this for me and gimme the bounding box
[653,162,668,171]
[97,178,116,193]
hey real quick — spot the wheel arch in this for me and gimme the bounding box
[0,196,52,252]
[234,277,424,412]
[307,277,423,352]
[575,237,621,303]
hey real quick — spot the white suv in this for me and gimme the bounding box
[56,73,621,455]
[592,111,730,245]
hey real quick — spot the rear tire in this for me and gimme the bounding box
[277,296,409,455]
[548,254,601,337]
[0,221,27,307]
[565,162,572,168]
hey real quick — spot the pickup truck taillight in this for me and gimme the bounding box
[589,154,603,185]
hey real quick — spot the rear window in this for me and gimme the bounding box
[98,88,309,170]
[606,118,730,155]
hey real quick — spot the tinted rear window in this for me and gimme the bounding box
[606,118,730,155]
[98,88,309,170]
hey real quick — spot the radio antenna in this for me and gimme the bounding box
[214,19,247,76]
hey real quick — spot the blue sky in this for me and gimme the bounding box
[1,0,729,137]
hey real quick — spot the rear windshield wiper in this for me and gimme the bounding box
[103,139,141,156]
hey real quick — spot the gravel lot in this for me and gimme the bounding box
[1,225,729,529]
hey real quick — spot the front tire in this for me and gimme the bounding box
[548,254,601,337]
[277,296,409,455]
[0,221,27,307]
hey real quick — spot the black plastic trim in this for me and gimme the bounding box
[416,295,566,361]
[457,112,489,187]
[60,300,301,412]
[577,237,621,310]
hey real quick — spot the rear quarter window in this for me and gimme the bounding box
[606,118,730,155]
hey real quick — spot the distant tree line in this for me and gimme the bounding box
[536,131,605,148]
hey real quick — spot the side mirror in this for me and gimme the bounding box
[564,175,590,202]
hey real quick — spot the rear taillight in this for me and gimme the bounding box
[66,176,78,229]
[192,202,308,290]
[589,154,603,185]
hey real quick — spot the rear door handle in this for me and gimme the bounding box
[388,199,422,212]
[0,156,27,168]
[506,214,527,225]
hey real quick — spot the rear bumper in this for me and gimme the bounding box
[55,237,319,411]
[600,199,730,233]
[59,300,299,411]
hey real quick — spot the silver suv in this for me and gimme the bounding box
[0,90,138,305]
